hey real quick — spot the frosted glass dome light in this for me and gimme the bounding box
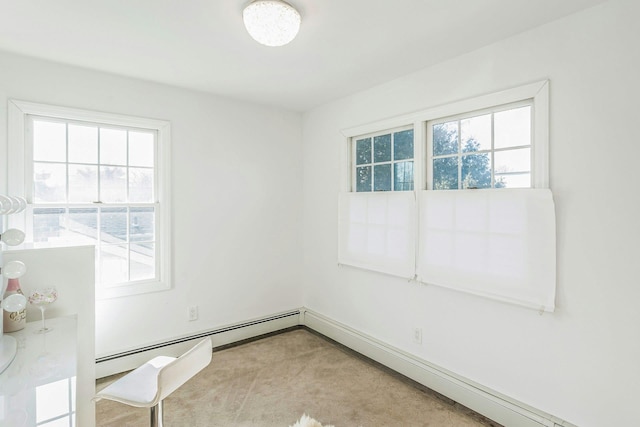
[243,0,301,47]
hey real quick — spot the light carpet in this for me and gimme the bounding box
[96,328,500,426]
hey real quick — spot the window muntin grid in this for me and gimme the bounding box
[353,127,414,192]
[28,115,158,287]
[428,102,533,190]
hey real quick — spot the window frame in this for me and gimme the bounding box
[8,100,172,299]
[341,80,550,191]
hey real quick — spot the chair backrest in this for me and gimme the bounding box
[155,337,212,403]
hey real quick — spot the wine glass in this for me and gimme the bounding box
[27,287,58,334]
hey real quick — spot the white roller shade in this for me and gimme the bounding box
[417,189,556,312]
[338,192,416,278]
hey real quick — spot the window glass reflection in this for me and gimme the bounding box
[36,378,74,425]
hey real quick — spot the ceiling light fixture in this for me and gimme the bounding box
[243,0,301,47]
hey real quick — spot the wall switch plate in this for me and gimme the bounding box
[412,327,422,345]
[188,305,198,321]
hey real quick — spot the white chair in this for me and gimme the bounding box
[95,337,212,427]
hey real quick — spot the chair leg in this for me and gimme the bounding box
[150,400,164,427]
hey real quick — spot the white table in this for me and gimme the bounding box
[0,316,77,427]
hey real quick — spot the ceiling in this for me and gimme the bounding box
[0,0,607,111]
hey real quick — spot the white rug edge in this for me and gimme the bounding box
[289,413,335,427]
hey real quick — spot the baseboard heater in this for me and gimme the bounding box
[301,309,576,427]
[95,308,575,427]
[95,310,301,378]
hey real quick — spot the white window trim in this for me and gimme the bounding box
[8,99,172,299]
[341,80,550,190]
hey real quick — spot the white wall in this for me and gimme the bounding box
[301,0,640,425]
[0,50,304,357]
[2,1,638,424]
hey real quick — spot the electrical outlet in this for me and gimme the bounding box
[188,305,198,321]
[412,327,422,345]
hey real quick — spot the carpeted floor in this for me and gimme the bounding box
[95,328,501,426]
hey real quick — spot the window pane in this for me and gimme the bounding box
[496,173,531,188]
[495,148,531,174]
[394,161,414,191]
[130,207,155,242]
[100,128,127,165]
[32,208,65,243]
[69,208,98,243]
[100,245,128,285]
[393,130,414,160]
[68,124,98,164]
[494,106,531,149]
[461,113,491,152]
[433,157,458,190]
[373,134,391,163]
[461,153,492,189]
[34,163,66,203]
[101,207,127,244]
[26,110,165,291]
[433,121,458,156]
[356,138,371,165]
[33,120,66,162]
[356,166,371,192]
[129,131,154,167]
[68,165,98,203]
[129,168,154,203]
[130,242,155,282]
[374,164,391,191]
[100,166,127,203]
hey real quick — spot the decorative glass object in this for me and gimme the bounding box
[3,278,26,332]
[27,287,58,334]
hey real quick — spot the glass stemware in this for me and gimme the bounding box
[27,287,58,334]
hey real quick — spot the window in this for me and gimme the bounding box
[353,127,414,192]
[339,81,555,312]
[343,80,548,192]
[428,102,532,190]
[8,100,171,298]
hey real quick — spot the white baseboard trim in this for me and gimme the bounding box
[95,307,575,427]
[301,308,575,427]
[95,309,301,378]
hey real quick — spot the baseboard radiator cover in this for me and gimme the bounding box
[95,310,301,379]
[301,308,576,427]
[95,307,576,427]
